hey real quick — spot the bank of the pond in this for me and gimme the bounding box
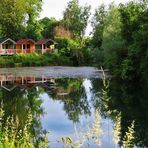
[0,53,74,68]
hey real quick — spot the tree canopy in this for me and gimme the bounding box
[62,0,91,39]
[0,0,42,40]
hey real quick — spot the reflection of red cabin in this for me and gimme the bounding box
[16,39,35,54]
[0,74,50,91]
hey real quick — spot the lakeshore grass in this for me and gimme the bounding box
[0,52,72,68]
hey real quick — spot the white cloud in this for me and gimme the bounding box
[40,0,130,19]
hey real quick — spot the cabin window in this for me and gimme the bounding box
[5,44,8,49]
[27,44,30,49]
[23,44,25,49]
[50,44,54,49]
[44,44,46,49]
[9,44,13,49]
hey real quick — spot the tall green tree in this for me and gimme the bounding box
[0,0,26,40]
[25,19,43,40]
[118,1,148,81]
[90,4,107,66]
[91,4,107,48]
[0,0,42,40]
[102,4,126,70]
[25,0,43,40]
[62,0,91,39]
[91,1,148,82]
[40,17,58,39]
[119,1,145,44]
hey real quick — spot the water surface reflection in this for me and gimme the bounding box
[0,74,147,147]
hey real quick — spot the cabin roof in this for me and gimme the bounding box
[36,39,56,45]
[16,39,35,44]
[0,38,16,44]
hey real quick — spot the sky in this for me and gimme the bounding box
[40,0,130,20]
[40,0,130,36]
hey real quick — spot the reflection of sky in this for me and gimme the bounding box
[40,94,74,140]
[40,79,117,148]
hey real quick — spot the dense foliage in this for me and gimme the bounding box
[62,0,91,39]
[0,0,147,81]
[91,1,148,82]
[0,0,42,40]
[0,53,72,67]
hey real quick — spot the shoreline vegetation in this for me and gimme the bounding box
[0,53,73,68]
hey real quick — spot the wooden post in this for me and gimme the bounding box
[0,44,2,49]
[42,44,44,54]
[21,76,24,84]
[25,44,27,53]
[42,75,44,82]
[21,44,23,53]
[13,44,15,54]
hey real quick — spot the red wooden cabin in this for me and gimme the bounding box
[16,39,35,54]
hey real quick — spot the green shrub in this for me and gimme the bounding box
[0,107,49,148]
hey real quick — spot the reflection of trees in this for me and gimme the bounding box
[89,78,103,97]
[0,86,45,146]
[46,78,91,122]
[91,78,148,147]
[90,78,108,117]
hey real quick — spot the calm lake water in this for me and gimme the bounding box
[0,67,147,147]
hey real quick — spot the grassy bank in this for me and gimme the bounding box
[0,52,73,68]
